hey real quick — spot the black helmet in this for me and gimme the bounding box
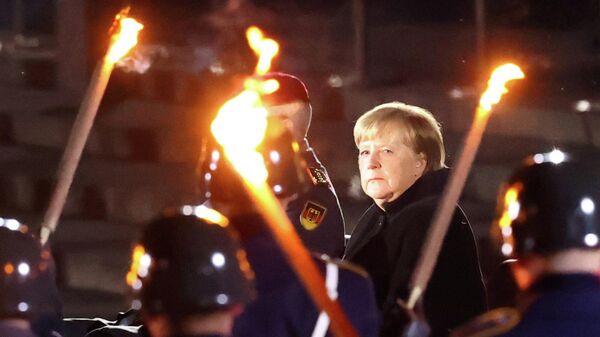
[493,152,600,258]
[0,225,54,319]
[198,116,309,204]
[126,213,255,316]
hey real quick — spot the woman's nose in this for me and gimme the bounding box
[367,153,381,169]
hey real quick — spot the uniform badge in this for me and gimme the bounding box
[300,201,327,231]
[307,167,329,186]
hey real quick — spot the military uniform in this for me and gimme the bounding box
[285,139,346,258]
[499,273,600,337]
[231,213,379,337]
[453,153,600,337]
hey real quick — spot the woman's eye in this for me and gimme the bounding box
[359,150,369,156]
[382,149,393,154]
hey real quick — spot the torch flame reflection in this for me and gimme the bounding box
[106,15,144,64]
[478,63,524,114]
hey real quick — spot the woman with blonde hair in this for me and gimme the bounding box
[344,102,486,337]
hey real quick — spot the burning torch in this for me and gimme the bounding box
[209,27,358,337]
[404,64,525,333]
[39,8,143,245]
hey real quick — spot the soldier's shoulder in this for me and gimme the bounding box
[314,254,369,279]
[450,308,521,337]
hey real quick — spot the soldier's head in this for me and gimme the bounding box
[0,223,56,327]
[492,151,600,289]
[259,72,312,141]
[126,212,255,337]
[198,118,310,217]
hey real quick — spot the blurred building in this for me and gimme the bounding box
[0,0,599,315]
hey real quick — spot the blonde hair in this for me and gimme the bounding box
[354,102,446,172]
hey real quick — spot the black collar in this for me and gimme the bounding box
[382,168,449,215]
[344,168,450,260]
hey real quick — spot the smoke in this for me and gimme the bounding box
[116,45,169,74]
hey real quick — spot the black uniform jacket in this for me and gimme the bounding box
[286,140,346,258]
[497,273,600,337]
[344,168,487,337]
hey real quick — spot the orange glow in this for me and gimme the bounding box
[478,63,524,115]
[211,26,281,185]
[246,26,280,75]
[244,78,280,95]
[126,245,145,287]
[195,205,230,227]
[499,185,521,229]
[4,263,14,275]
[106,15,144,64]
[211,90,269,184]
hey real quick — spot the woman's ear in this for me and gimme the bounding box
[415,153,427,175]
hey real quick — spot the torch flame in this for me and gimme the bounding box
[126,244,146,287]
[211,27,281,184]
[498,185,520,229]
[106,16,144,64]
[211,91,269,184]
[478,63,524,114]
[246,26,280,76]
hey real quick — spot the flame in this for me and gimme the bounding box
[246,26,280,75]
[478,63,525,115]
[126,244,146,287]
[106,15,144,64]
[211,27,280,184]
[498,185,520,229]
[194,205,230,227]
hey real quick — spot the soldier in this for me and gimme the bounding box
[86,213,255,337]
[259,72,346,257]
[452,152,600,337]
[0,224,61,337]
[199,119,379,336]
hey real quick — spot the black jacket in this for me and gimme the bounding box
[344,169,487,337]
[286,140,346,258]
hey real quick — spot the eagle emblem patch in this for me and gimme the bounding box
[300,201,327,231]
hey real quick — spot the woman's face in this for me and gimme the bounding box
[358,130,426,208]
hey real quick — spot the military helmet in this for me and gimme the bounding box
[126,213,255,316]
[0,224,54,319]
[198,116,309,204]
[494,151,600,258]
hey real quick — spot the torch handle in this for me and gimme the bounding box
[40,59,114,245]
[247,183,359,337]
[407,107,489,309]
